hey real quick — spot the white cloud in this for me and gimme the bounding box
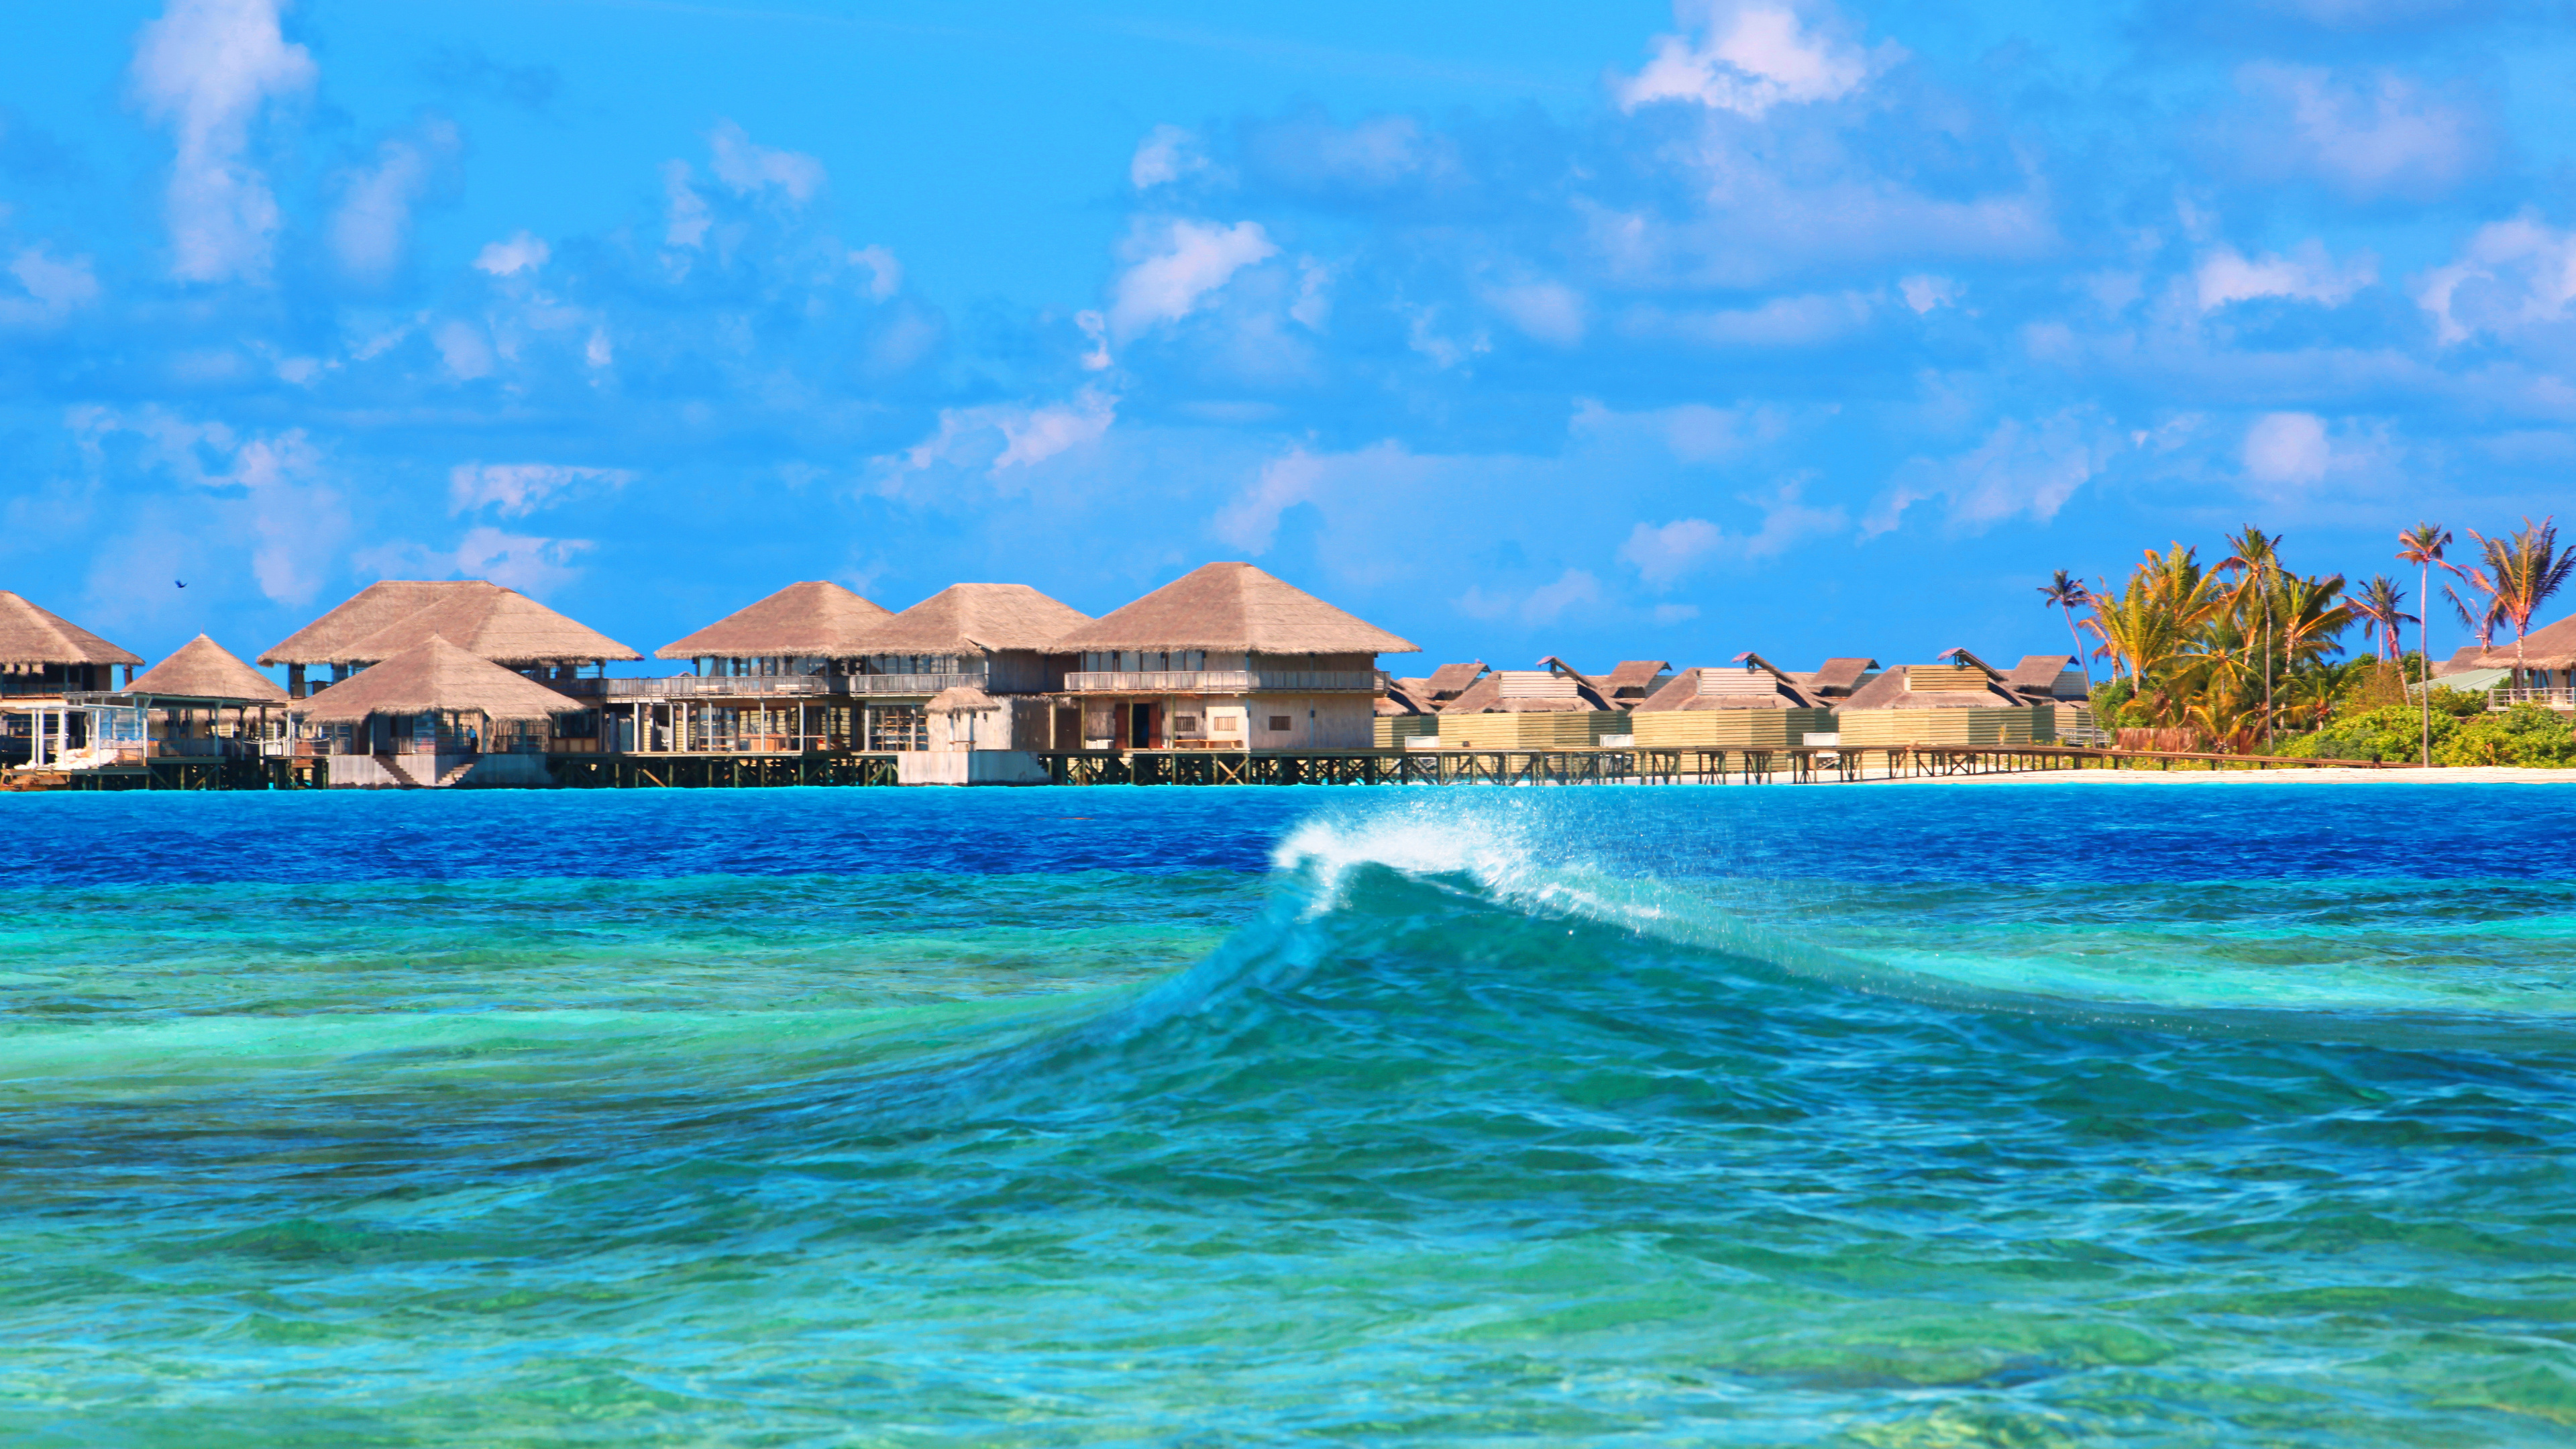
[2243,412,2331,486]
[1108,219,1278,339]
[2237,64,2482,201]
[1870,411,2109,537]
[434,319,494,380]
[881,390,1119,484]
[328,122,458,282]
[708,119,825,203]
[0,248,101,327]
[128,0,316,283]
[2194,240,2375,311]
[70,407,345,605]
[663,160,711,251]
[1625,291,1874,347]
[474,231,551,276]
[1899,274,1958,313]
[1215,447,1324,551]
[1455,568,1605,626]
[1130,125,1207,189]
[1485,280,1587,346]
[1618,482,1846,585]
[450,526,593,595]
[849,244,902,301]
[448,462,635,518]
[2417,216,2576,345]
[1619,2,1875,118]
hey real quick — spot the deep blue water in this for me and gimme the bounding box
[4,782,2574,1445]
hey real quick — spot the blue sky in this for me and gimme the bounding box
[5,0,2573,674]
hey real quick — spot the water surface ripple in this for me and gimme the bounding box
[3,784,2573,1445]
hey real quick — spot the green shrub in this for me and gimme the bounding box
[2277,705,2458,763]
[2436,704,2576,768]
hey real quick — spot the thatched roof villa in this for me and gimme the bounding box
[1431,658,1634,751]
[1835,647,2055,747]
[1052,561,1416,750]
[293,635,586,788]
[2469,612,2576,698]
[655,580,894,672]
[1801,657,1882,701]
[1627,653,1835,751]
[69,635,296,767]
[853,584,1092,753]
[262,580,639,696]
[1,591,142,769]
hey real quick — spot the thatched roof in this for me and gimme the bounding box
[2474,613,2576,672]
[1599,659,1673,706]
[849,584,1090,657]
[1638,662,1825,712]
[2434,644,2490,677]
[1444,665,1611,714]
[2004,654,2079,692]
[1841,653,2028,710]
[1809,657,1880,694]
[264,581,639,667]
[0,591,141,668]
[126,635,286,702]
[926,684,1002,713]
[1053,562,1418,655]
[655,581,894,660]
[294,636,586,724]
[1417,661,1487,700]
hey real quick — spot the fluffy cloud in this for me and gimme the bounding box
[880,391,1118,484]
[707,119,826,203]
[2194,241,2376,311]
[329,121,460,282]
[1456,568,1604,625]
[448,462,635,518]
[0,248,101,327]
[474,231,549,276]
[1130,125,1208,189]
[127,0,316,282]
[2234,64,2485,201]
[1619,2,1876,117]
[1870,413,2110,537]
[1108,219,1279,338]
[1619,484,1845,584]
[2242,412,2331,486]
[2416,217,2576,344]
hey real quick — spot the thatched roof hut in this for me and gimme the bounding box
[263,581,639,668]
[1053,562,1418,655]
[1805,657,1880,698]
[1839,648,2028,710]
[0,591,141,669]
[125,635,286,703]
[655,580,894,661]
[2433,643,2492,677]
[295,637,586,724]
[2003,654,2086,701]
[2473,614,2576,673]
[1636,653,1827,712]
[1442,659,1612,714]
[850,584,1090,657]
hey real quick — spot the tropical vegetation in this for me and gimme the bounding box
[2068,518,2576,767]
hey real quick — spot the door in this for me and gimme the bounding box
[1130,702,1154,749]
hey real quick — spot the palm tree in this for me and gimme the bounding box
[2351,575,2414,663]
[2036,571,2093,686]
[2461,517,2576,690]
[2083,544,2222,689]
[2396,523,2451,769]
[2219,527,2287,745]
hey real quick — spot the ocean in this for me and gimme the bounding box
[3,783,2572,1445]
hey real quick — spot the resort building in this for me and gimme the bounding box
[1375,662,1485,746]
[0,591,142,769]
[851,582,1093,753]
[1799,657,1882,702]
[72,635,292,769]
[1432,659,1631,749]
[292,635,588,788]
[1834,648,2056,747]
[1050,561,1416,750]
[261,580,640,696]
[2469,614,2576,706]
[2002,654,2100,743]
[625,580,896,753]
[1628,653,1835,752]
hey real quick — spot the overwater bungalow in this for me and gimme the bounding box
[628,580,896,753]
[1432,659,1627,750]
[2002,654,2098,742]
[852,583,1093,754]
[1834,647,2055,747]
[1799,657,1882,702]
[70,635,293,769]
[292,636,588,788]
[1629,653,1835,752]
[261,580,641,696]
[0,591,142,769]
[1051,561,1416,750]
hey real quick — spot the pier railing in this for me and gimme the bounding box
[2488,686,2575,708]
[1061,669,1377,693]
[558,672,979,699]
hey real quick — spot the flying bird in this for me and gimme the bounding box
[174,579,186,588]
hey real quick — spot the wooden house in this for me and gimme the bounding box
[1833,648,2055,747]
[262,580,639,693]
[1051,561,1417,750]
[635,580,895,753]
[1432,658,1638,750]
[68,635,293,769]
[2002,653,2100,742]
[0,591,142,769]
[1373,661,1485,747]
[2470,612,2576,704]
[292,635,586,788]
[849,583,1093,753]
[1628,653,1835,751]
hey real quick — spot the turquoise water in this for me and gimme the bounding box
[5,784,2575,1445]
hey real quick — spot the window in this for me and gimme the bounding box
[1175,714,1200,731]
[1268,716,1292,732]
[1212,716,1239,733]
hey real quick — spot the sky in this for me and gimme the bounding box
[5,0,2574,676]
